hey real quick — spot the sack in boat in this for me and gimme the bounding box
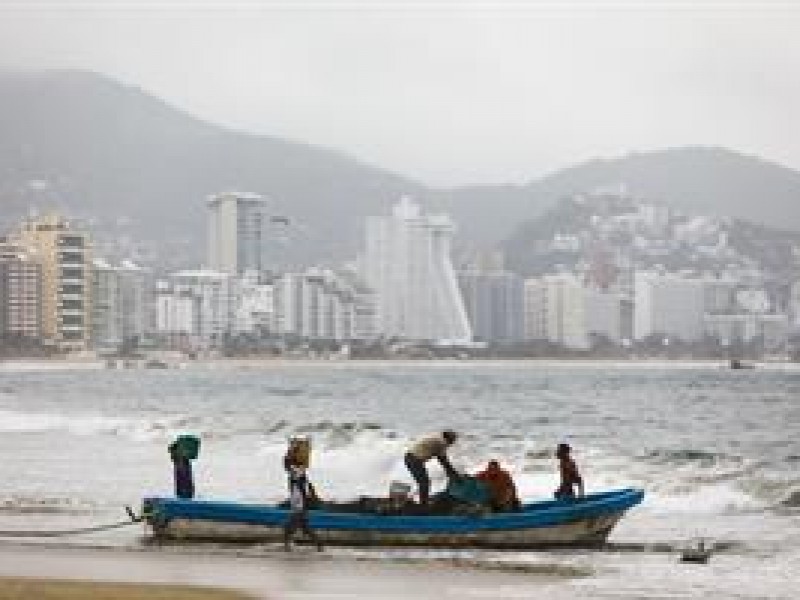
[171,435,201,460]
[286,437,311,468]
[446,476,491,506]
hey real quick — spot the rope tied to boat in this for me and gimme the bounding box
[0,505,143,538]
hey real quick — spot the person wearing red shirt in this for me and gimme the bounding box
[475,459,521,512]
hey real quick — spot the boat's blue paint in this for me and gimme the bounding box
[144,488,643,534]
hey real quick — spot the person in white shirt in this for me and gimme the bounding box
[283,465,323,551]
[403,430,459,505]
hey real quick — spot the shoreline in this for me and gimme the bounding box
[0,542,561,600]
[1,356,796,372]
[0,577,251,600]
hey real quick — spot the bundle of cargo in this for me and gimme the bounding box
[170,435,201,461]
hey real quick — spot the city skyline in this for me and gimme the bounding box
[2,185,797,357]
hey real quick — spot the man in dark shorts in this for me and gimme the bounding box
[404,430,459,505]
[283,464,323,552]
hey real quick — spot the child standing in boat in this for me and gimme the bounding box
[554,443,584,500]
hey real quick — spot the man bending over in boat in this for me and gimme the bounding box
[554,443,584,500]
[404,430,459,506]
[283,464,324,552]
[476,459,521,512]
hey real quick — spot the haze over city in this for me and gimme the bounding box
[0,3,799,600]
[2,0,799,185]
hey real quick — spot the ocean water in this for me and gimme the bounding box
[0,362,797,598]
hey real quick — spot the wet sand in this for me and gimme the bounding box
[0,544,556,600]
[0,577,252,600]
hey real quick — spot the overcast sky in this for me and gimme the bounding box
[0,0,798,186]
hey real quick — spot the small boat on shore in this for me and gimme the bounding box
[142,488,644,548]
[729,359,755,370]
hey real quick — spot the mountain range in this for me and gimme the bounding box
[1,70,799,269]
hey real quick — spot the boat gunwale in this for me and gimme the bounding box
[144,488,644,534]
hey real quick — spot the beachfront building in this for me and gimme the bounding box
[275,268,360,342]
[361,197,472,344]
[155,282,197,350]
[457,267,524,343]
[91,259,123,350]
[331,266,377,342]
[11,215,92,351]
[791,281,800,328]
[523,273,621,350]
[91,259,151,351]
[0,240,42,344]
[117,261,152,347]
[233,270,278,335]
[704,312,789,354]
[155,269,233,350]
[633,271,708,343]
[207,192,272,274]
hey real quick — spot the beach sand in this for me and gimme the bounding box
[0,578,252,600]
[0,544,561,599]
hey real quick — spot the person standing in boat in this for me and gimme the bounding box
[283,464,324,552]
[554,442,584,500]
[404,430,459,505]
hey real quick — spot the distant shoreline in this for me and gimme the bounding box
[1,356,797,372]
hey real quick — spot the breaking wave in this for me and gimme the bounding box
[0,406,795,517]
[641,449,735,464]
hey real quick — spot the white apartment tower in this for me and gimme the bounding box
[91,259,151,350]
[523,274,621,350]
[155,270,233,349]
[362,197,472,344]
[633,271,707,342]
[276,269,358,341]
[207,192,271,274]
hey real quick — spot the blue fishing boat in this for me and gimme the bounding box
[142,488,644,548]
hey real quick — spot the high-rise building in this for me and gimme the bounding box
[523,274,621,349]
[233,270,277,335]
[155,281,198,350]
[0,241,42,343]
[275,268,359,341]
[92,259,123,349]
[458,269,524,343]
[337,268,377,342]
[117,261,152,346]
[11,215,91,351]
[91,259,151,350]
[791,281,800,327]
[362,197,472,344]
[633,271,706,342]
[207,192,271,274]
[155,270,233,349]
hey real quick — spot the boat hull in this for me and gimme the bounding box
[143,488,643,549]
[155,512,622,548]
